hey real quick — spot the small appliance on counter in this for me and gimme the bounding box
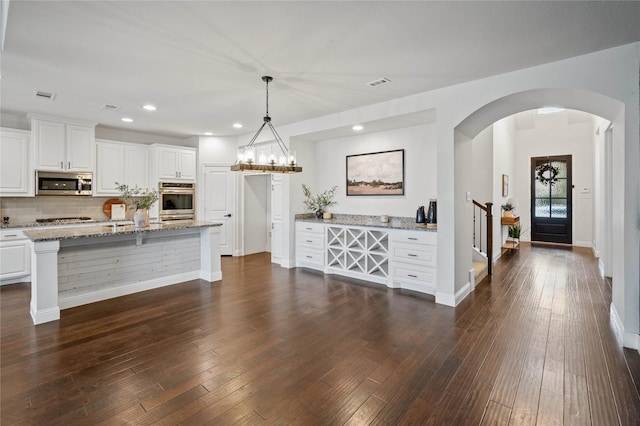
[426,199,437,229]
[416,206,425,223]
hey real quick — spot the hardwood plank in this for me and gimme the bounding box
[1,247,639,425]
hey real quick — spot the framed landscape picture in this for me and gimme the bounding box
[346,149,404,196]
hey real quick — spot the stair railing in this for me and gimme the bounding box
[472,200,493,275]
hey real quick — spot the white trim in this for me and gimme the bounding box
[573,240,593,249]
[436,282,471,307]
[0,275,30,285]
[610,302,640,350]
[59,271,201,310]
[469,268,476,291]
[598,259,605,277]
[30,305,60,325]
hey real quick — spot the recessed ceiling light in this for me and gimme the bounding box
[143,104,157,111]
[352,124,364,131]
[204,132,213,136]
[233,123,243,129]
[121,117,133,123]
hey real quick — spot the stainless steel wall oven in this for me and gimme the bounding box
[158,182,195,222]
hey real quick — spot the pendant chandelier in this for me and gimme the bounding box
[230,76,302,173]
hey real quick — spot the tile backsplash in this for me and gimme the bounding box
[0,196,131,225]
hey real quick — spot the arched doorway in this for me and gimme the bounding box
[453,87,629,337]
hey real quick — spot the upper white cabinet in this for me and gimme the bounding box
[30,115,96,172]
[0,128,32,196]
[151,145,196,181]
[96,140,149,195]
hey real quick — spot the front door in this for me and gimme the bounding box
[531,155,572,244]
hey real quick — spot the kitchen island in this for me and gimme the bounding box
[24,221,222,325]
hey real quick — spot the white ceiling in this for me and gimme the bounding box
[1,1,639,139]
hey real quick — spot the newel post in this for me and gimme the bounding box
[486,202,493,275]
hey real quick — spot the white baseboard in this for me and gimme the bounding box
[598,259,605,277]
[469,268,475,291]
[1,275,30,286]
[436,282,471,307]
[610,302,640,350]
[573,240,592,248]
[30,304,60,325]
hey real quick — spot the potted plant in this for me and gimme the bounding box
[115,183,159,228]
[501,200,515,218]
[508,223,521,240]
[302,184,338,219]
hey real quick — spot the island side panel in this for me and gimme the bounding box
[200,226,222,282]
[30,240,61,325]
[58,230,202,310]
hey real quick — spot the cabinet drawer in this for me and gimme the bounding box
[391,230,436,245]
[0,230,27,241]
[296,247,324,270]
[296,222,324,234]
[392,264,436,287]
[392,245,436,267]
[297,233,324,249]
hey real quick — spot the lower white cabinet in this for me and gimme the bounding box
[390,229,437,294]
[295,222,324,271]
[295,221,437,294]
[0,229,31,283]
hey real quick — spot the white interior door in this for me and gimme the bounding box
[203,166,235,256]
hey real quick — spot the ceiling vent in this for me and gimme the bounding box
[34,90,56,101]
[367,77,391,87]
[101,104,120,112]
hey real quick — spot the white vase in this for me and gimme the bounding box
[133,208,150,228]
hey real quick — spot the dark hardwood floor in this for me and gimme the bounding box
[2,244,639,425]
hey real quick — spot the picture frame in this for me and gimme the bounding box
[346,149,404,196]
[502,174,509,197]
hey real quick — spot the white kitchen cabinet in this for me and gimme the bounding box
[0,128,32,196]
[151,145,196,181]
[0,229,31,284]
[96,140,149,195]
[295,222,325,271]
[31,116,96,172]
[390,229,437,294]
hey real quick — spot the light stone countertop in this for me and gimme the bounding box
[295,214,437,232]
[23,220,222,242]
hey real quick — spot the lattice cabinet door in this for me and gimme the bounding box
[326,226,346,269]
[367,229,389,278]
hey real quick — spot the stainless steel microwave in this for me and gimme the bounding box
[36,171,93,196]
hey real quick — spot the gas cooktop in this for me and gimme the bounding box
[35,217,93,224]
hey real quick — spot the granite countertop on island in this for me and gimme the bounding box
[295,213,436,232]
[23,220,222,242]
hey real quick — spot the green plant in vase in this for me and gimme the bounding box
[115,183,159,228]
[302,184,338,218]
[508,223,521,239]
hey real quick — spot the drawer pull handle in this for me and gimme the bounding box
[306,255,313,259]
[408,254,418,257]
[408,237,418,241]
[408,274,418,278]
[306,240,313,243]
[306,227,312,230]
[4,234,18,237]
